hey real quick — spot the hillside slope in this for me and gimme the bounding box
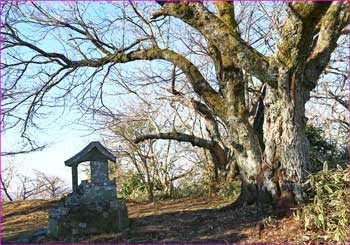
[2,197,304,244]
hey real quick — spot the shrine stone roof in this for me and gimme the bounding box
[64,141,116,166]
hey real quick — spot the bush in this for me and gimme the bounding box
[169,178,240,201]
[171,179,209,198]
[305,125,347,173]
[117,171,145,199]
[299,164,349,244]
[217,180,241,200]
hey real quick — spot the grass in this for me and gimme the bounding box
[2,199,57,239]
[1,196,321,244]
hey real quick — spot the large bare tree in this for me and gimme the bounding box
[2,2,348,211]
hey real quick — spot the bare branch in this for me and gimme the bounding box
[152,2,274,84]
[1,145,46,156]
[304,2,349,89]
[277,2,331,68]
[134,131,213,149]
[213,2,238,31]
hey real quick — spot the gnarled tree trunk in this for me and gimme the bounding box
[260,75,311,213]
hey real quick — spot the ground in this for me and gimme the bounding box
[2,197,306,244]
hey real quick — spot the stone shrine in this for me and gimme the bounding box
[47,141,129,238]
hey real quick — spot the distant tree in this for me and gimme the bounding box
[107,108,195,201]
[1,161,16,201]
[35,171,69,198]
[16,174,43,200]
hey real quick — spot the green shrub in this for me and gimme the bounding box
[172,180,209,198]
[117,171,145,198]
[305,125,347,173]
[299,164,349,244]
[217,180,241,200]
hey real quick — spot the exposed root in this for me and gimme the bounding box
[219,195,246,211]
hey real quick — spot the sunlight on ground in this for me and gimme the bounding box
[2,197,306,244]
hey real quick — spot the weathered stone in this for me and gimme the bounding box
[79,180,90,193]
[90,160,109,185]
[64,141,116,166]
[16,235,32,244]
[59,207,70,215]
[65,194,79,206]
[34,235,46,243]
[110,200,118,209]
[79,185,116,204]
[72,228,78,235]
[48,141,129,239]
[96,205,103,212]
[117,199,129,231]
[48,218,61,238]
[32,228,48,237]
[78,223,87,228]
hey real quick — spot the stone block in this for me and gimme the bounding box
[90,160,109,185]
[48,218,60,238]
[79,186,116,204]
[48,198,129,239]
[117,198,129,230]
[110,200,117,208]
[78,223,87,228]
[49,142,128,239]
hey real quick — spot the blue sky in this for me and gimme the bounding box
[1,2,166,189]
[2,114,97,184]
[1,3,116,180]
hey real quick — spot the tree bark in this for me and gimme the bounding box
[224,2,348,212]
[258,71,311,215]
[223,121,263,207]
[224,79,310,212]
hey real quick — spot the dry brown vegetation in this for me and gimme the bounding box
[2,197,308,244]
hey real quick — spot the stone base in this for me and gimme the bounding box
[48,198,129,238]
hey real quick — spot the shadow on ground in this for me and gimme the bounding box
[99,207,265,244]
[2,198,271,244]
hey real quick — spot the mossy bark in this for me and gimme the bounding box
[260,72,310,208]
